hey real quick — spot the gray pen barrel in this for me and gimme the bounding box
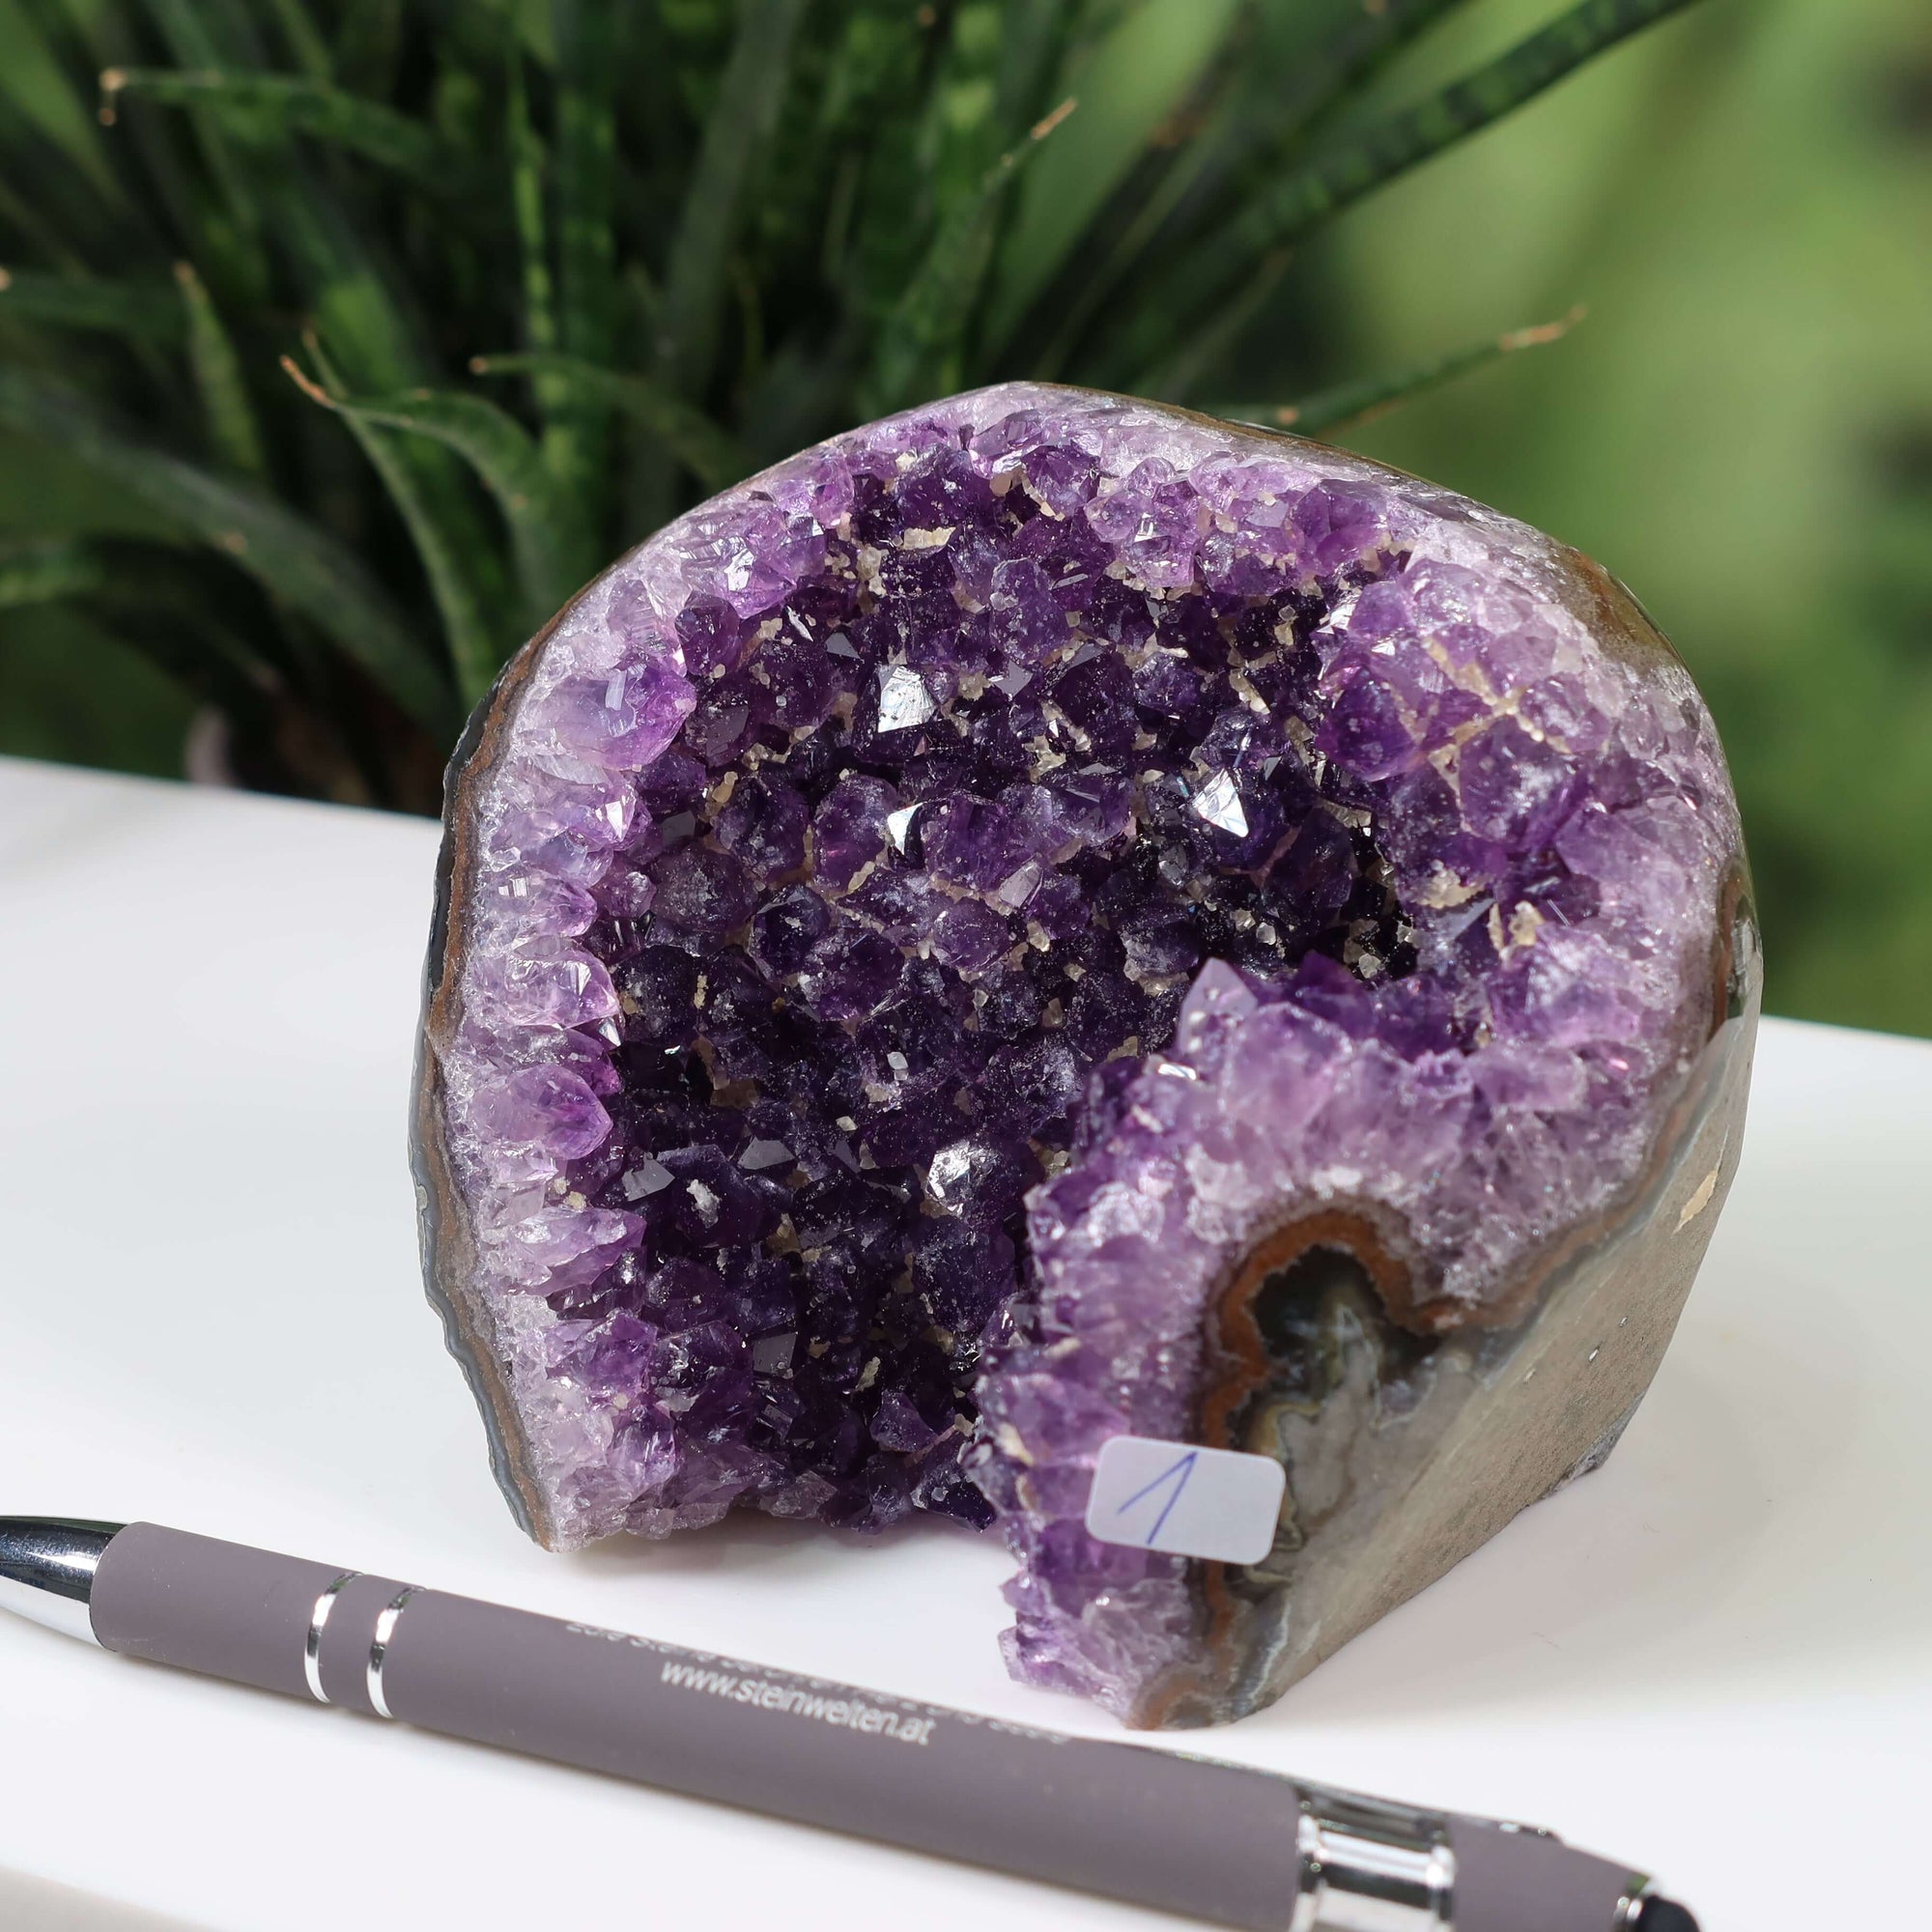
[87,1524,1647,1931]
[89,1523,1300,1925]
[386,1590,1313,1926]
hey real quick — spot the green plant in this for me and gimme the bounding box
[0,0,1695,810]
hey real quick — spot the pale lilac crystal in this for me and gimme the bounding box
[472,1065,612,1160]
[424,383,1744,1655]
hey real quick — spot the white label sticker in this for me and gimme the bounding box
[1084,1435,1287,1566]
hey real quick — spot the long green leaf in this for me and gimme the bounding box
[67,7,265,310]
[553,11,616,358]
[1017,0,1472,378]
[261,0,332,81]
[162,59,520,709]
[0,536,106,606]
[0,270,184,343]
[867,97,1079,414]
[470,354,753,493]
[654,0,809,397]
[994,0,1076,135]
[147,70,448,444]
[174,259,267,477]
[0,534,284,720]
[1184,0,1697,293]
[830,10,943,318]
[503,43,602,542]
[109,20,435,395]
[982,0,1242,353]
[109,14,273,304]
[543,1,618,537]
[144,0,270,67]
[1146,245,1291,403]
[904,0,1025,251]
[504,54,560,366]
[0,532,261,652]
[197,88,511,708]
[0,176,86,275]
[0,368,453,733]
[98,607,280,734]
[1212,306,1586,440]
[99,68,463,186]
[0,0,126,204]
[285,347,507,704]
[334,0,404,97]
[283,367,586,626]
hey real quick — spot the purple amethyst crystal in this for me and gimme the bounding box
[414,384,1756,1724]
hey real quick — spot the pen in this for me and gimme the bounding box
[2,1518,1696,1932]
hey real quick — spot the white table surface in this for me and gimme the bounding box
[0,754,1925,1932]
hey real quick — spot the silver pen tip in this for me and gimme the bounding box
[0,1518,124,1642]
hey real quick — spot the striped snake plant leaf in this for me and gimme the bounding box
[0,0,126,206]
[173,259,267,479]
[866,96,1078,417]
[654,0,810,403]
[1012,0,1473,380]
[1113,0,1698,392]
[544,0,621,539]
[980,0,1244,359]
[0,533,283,727]
[286,343,509,706]
[0,270,185,344]
[469,354,753,496]
[282,366,593,632]
[99,68,470,188]
[1210,306,1587,441]
[0,366,455,733]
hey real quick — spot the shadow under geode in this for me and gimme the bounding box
[562,1497,963,1580]
[1239,1288,1911,1729]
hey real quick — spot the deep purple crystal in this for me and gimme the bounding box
[418,383,1752,1722]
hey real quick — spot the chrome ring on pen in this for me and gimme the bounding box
[365,1586,419,1719]
[301,1571,358,1704]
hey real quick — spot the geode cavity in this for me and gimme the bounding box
[413,383,1756,1725]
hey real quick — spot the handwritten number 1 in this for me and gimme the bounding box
[1114,1450,1198,1547]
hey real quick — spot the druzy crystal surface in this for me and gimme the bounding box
[415,383,1755,1723]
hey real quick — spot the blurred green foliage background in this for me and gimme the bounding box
[0,0,1926,1035]
[1331,0,1932,1037]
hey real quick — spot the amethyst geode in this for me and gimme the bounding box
[413,383,1756,1726]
